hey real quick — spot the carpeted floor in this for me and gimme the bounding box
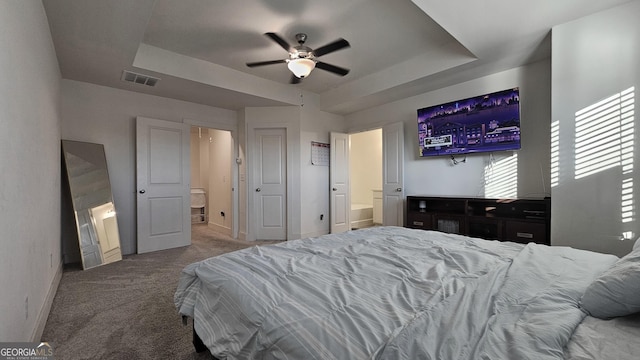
[41,224,282,360]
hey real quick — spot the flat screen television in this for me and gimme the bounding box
[417,88,521,157]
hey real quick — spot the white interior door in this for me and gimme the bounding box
[77,211,102,268]
[330,132,350,233]
[253,128,287,240]
[383,122,405,226]
[136,116,191,253]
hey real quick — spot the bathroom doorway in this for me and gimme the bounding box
[190,126,234,237]
[349,129,383,230]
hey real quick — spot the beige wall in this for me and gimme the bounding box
[190,127,214,193]
[0,1,62,341]
[209,129,233,235]
[190,128,233,234]
[350,129,383,206]
[207,129,232,233]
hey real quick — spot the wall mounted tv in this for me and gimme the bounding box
[417,88,521,157]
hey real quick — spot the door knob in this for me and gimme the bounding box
[139,189,146,194]
[396,187,402,192]
[256,188,261,192]
[332,188,338,191]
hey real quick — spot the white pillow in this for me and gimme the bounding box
[580,245,640,319]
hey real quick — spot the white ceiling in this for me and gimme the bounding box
[43,0,633,115]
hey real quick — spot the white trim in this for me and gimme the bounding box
[351,219,374,229]
[300,230,330,239]
[207,222,232,236]
[32,261,63,341]
[184,117,236,132]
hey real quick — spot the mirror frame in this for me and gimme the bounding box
[62,140,122,269]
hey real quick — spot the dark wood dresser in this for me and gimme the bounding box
[406,196,551,245]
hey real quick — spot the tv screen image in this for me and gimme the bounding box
[417,88,521,157]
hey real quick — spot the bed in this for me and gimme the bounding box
[175,226,640,359]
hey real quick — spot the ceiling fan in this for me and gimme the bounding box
[247,32,350,84]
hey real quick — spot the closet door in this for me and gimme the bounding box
[253,128,287,240]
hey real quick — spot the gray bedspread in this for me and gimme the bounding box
[175,226,618,359]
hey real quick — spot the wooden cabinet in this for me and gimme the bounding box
[406,196,551,245]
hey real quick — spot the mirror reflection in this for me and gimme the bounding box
[62,140,122,269]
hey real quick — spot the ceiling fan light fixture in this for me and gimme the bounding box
[287,58,316,78]
[248,32,350,83]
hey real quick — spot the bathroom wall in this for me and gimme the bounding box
[207,129,233,234]
[190,127,233,234]
[190,127,211,193]
[350,129,383,206]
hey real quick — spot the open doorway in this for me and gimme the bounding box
[190,126,234,237]
[349,129,383,230]
[331,122,404,233]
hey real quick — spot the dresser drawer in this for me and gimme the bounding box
[504,221,547,244]
[406,213,432,229]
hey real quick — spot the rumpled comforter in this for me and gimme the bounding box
[175,226,618,359]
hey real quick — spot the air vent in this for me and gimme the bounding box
[121,70,160,87]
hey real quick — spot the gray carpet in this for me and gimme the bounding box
[42,224,282,360]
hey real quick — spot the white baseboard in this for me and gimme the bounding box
[207,222,231,236]
[300,230,330,239]
[32,261,62,341]
[351,219,374,229]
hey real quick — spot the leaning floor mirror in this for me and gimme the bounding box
[62,140,122,270]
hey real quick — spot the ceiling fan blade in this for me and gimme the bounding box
[264,32,292,52]
[246,59,286,67]
[290,74,301,84]
[313,38,350,57]
[315,61,350,76]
